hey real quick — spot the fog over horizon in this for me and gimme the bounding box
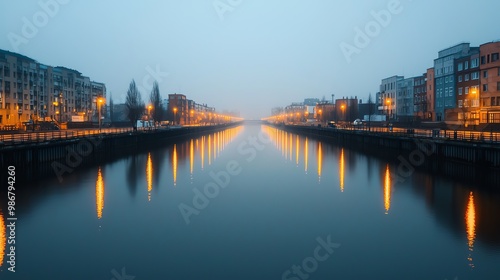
[1,0,499,119]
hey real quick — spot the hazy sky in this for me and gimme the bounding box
[1,0,499,119]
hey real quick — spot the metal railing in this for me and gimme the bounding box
[0,127,138,146]
[303,124,500,143]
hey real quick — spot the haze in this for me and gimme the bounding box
[1,0,499,119]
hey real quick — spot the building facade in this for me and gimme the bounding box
[433,43,470,121]
[413,73,427,121]
[453,48,480,126]
[397,77,415,121]
[479,42,500,124]
[0,49,105,127]
[379,75,404,120]
[426,68,435,121]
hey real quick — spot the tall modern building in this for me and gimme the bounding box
[379,75,404,120]
[479,42,500,124]
[433,43,470,121]
[0,49,105,127]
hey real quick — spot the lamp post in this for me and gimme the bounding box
[318,109,322,124]
[173,107,178,125]
[386,99,391,122]
[97,97,104,133]
[52,101,59,123]
[341,104,345,122]
[148,105,153,128]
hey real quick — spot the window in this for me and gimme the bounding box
[449,76,453,82]
[445,76,448,83]
[471,58,479,68]
[481,56,486,64]
[498,82,500,91]
[449,87,454,96]
[458,63,463,71]
[445,88,449,97]
[465,87,469,94]
[483,84,488,91]
[465,61,469,69]
[472,72,479,80]
[458,75,463,82]
[458,100,463,108]
[493,53,499,62]
[483,71,488,78]
[465,74,470,81]
[458,88,463,95]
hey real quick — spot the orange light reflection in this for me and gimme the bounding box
[96,167,104,219]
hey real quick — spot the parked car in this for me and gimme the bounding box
[327,121,337,128]
[353,119,362,125]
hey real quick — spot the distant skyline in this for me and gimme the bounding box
[1,0,499,119]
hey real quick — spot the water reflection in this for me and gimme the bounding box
[317,142,322,182]
[172,144,178,186]
[384,164,391,214]
[466,191,476,268]
[147,153,153,200]
[304,138,309,174]
[0,211,5,267]
[339,148,345,192]
[96,167,104,219]
[296,135,299,166]
[190,139,194,175]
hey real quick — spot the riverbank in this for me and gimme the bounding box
[0,123,241,183]
[270,123,500,189]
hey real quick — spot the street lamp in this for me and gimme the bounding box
[386,99,391,121]
[318,109,322,123]
[52,101,59,123]
[173,107,178,125]
[97,97,104,132]
[341,104,345,122]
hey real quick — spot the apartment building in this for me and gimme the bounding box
[397,77,415,121]
[479,42,500,123]
[454,48,480,126]
[379,75,404,120]
[433,43,470,121]
[0,49,105,127]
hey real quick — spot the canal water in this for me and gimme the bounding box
[1,124,499,279]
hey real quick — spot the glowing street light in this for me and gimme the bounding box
[386,98,391,121]
[97,97,105,132]
[173,107,178,125]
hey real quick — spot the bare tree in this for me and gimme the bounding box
[126,80,144,130]
[367,93,374,131]
[149,81,163,124]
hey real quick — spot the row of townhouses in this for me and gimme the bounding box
[377,42,500,126]
[0,49,106,127]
